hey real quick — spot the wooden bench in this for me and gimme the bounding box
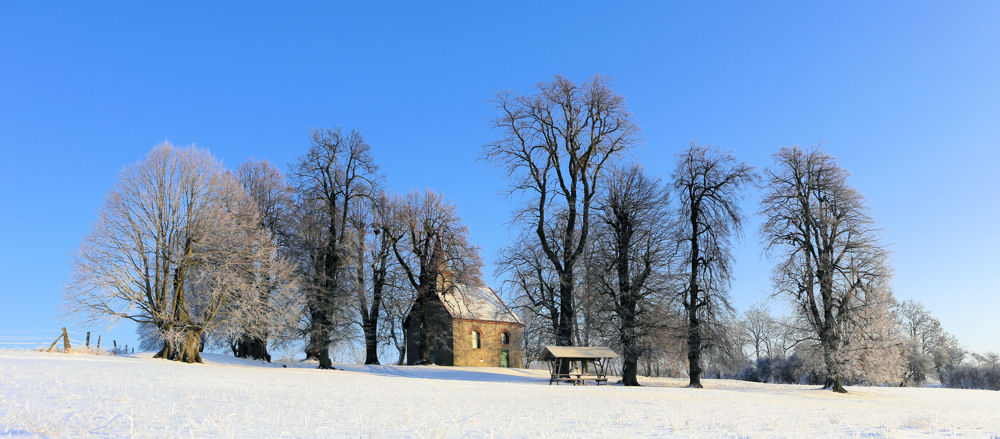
[549,369,610,386]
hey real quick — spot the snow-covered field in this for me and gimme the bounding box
[1,350,999,438]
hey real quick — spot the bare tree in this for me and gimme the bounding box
[348,192,396,365]
[496,233,566,369]
[591,165,675,386]
[484,75,638,350]
[632,307,688,378]
[735,303,801,362]
[738,304,778,363]
[672,144,757,388]
[65,143,297,363]
[760,146,890,392]
[497,233,560,346]
[289,128,378,369]
[378,269,414,365]
[385,190,482,364]
[506,293,553,369]
[700,313,751,379]
[575,240,618,349]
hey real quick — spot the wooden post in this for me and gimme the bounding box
[47,333,64,352]
[96,335,101,348]
[62,327,71,351]
[86,332,91,347]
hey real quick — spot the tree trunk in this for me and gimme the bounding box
[687,308,704,388]
[362,320,380,365]
[829,377,846,393]
[622,353,640,386]
[305,296,333,369]
[685,204,704,388]
[821,335,847,393]
[407,291,433,365]
[556,271,575,347]
[550,269,576,375]
[154,327,204,363]
[236,337,271,362]
[619,295,640,386]
[305,331,333,368]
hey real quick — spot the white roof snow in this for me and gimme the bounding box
[438,284,523,325]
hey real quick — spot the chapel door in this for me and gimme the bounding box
[500,350,510,368]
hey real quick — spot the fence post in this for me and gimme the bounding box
[47,333,64,352]
[97,335,101,349]
[86,332,91,347]
[62,327,71,351]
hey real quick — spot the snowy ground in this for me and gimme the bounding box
[1,350,999,438]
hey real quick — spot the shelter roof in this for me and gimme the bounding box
[540,345,619,360]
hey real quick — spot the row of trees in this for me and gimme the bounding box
[65,75,990,393]
[66,130,483,368]
[487,75,900,392]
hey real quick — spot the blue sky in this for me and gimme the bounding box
[1,2,998,355]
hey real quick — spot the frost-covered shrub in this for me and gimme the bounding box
[942,353,1000,391]
[738,353,828,385]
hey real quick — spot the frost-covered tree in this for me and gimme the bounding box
[672,144,757,388]
[65,143,297,363]
[837,282,905,386]
[895,299,945,386]
[934,333,966,385]
[760,146,890,392]
[228,158,298,362]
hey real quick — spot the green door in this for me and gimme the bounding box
[500,350,510,368]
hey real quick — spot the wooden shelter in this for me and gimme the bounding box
[540,345,618,385]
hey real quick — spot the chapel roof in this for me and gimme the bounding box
[437,284,524,325]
